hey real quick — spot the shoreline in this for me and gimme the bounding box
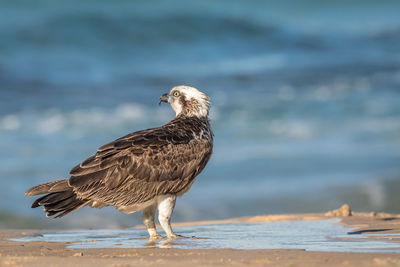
[1,206,400,267]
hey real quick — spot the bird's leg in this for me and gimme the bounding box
[157,194,182,239]
[142,203,162,239]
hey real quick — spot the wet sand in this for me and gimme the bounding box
[1,206,400,267]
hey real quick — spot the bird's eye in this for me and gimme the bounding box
[173,91,180,97]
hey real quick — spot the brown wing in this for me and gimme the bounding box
[68,126,212,207]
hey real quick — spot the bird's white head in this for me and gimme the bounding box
[159,85,210,118]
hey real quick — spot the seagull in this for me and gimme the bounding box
[25,85,213,239]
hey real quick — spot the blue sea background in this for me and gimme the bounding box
[1,0,400,228]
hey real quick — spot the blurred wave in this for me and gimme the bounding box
[0,0,400,228]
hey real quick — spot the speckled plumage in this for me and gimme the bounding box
[26,86,213,232]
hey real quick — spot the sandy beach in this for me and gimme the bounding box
[1,206,400,267]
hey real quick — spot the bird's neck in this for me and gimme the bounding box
[172,99,209,118]
[174,113,208,121]
[166,115,213,141]
[175,109,208,118]
[169,115,211,131]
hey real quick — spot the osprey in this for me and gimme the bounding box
[26,86,213,239]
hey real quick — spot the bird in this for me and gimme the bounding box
[25,85,213,239]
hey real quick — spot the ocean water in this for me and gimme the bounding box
[1,0,400,228]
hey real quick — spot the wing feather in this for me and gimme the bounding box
[67,123,212,207]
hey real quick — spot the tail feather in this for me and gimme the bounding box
[36,191,74,206]
[31,194,48,208]
[25,180,70,196]
[27,179,87,218]
[45,210,60,217]
[54,201,87,218]
[44,196,76,212]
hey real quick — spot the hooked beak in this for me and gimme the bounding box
[159,93,169,105]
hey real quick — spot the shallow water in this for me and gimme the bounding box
[10,219,400,253]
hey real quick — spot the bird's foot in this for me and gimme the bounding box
[149,234,165,240]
